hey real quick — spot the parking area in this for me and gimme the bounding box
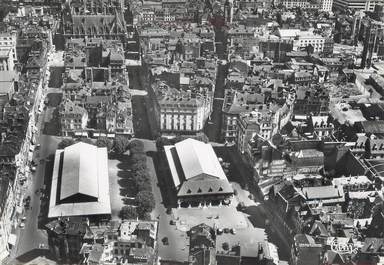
[156,181,266,263]
[173,201,249,232]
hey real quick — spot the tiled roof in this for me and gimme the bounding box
[178,179,233,197]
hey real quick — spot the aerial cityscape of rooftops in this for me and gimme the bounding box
[1,0,384,264]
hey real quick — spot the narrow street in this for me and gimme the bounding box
[8,49,63,263]
[9,110,61,263]
[204,63,228,142]
[128,65,158,140]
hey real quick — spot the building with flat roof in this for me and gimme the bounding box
[48,142,111,218]
[164,138,234,207]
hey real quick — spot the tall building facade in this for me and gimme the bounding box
[333,0,384,11]
[359,19,384,68]
[159,92,212,134]
[278,0,319,9]
[0,33,17,62]
[320,0,333,11]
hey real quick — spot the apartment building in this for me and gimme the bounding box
[333,0,384,11]
[157,87,212,133]
[320,0,333,11]
[0,33,17,62]
[59,98,89,136]
[278,29,325,53]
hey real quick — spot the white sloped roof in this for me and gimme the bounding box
[174,138,227,180]
[60,142,99,200]
[49,142,111,218]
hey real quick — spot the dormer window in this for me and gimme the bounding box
[197,188,202,193]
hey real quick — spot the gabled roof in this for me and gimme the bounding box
[324,250,345,265]
[309,220,329,237]
[60,142,99,201]
[174,138,227,181]
[49,143,111,218]
[178,179,233,197]
[164,139,233,197]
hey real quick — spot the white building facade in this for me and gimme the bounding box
[160,96,211,133]
[0,33,17,62]
[278,29,325,53]
[320,0,334,11]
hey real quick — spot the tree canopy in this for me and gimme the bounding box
[114,135,130,154]
[58,138,76,149]
[135,191,155,217]
[128,139,144,154]
[119,206,138,220]
[96,137,114,152]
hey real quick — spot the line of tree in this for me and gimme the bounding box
[57,135,130,154]
[120,139,155,220]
